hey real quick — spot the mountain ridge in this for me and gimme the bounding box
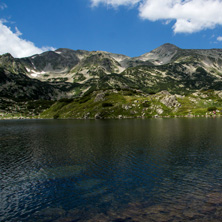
[1,43,222,95]
[1,43,222,119]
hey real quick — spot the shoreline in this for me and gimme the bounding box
[1,114,222,120]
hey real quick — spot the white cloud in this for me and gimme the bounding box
[217,36,222,41]
[0,21,55,58]
[91,0,222,34]
[139,0,222,33]
[91,0,140,7]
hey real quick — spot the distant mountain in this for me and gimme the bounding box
[136,43,179,64]
[1,43,222,118]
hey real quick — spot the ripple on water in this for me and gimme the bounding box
[1,119,222,221]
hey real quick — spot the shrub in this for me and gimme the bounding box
[148,91,156,95]
[53,113,60,119]
[78,95,91,104]
[124,91,135,96]
[59,98,73,103]
[142,101,151,107]
[27,104,36,110]
[102,102,113,107]
[207,106,217,111]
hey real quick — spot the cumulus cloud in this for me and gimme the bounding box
[217,36,222,41]
[91,0,222,34]
[0,21,55,58]
[139,0,222,33]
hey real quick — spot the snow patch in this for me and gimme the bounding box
[31,73,38,77]
[31,62,37,70]
[30,70,47,78]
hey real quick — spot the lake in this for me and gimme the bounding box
[1,118,222,221]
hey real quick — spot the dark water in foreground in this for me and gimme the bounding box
[0,118,222,222]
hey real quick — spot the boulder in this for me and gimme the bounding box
[160,95,181,109]
[94,92,105,102]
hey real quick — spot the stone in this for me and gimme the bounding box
[160,94,181,109]
[94,92,105,102]
[54,217,75,222]
[122,105,131,110]
[156,108,163,115]
[206,192,222,205]
[95,113,103,119]
[84,112,90,119]
[200,205,216,214]
[217,91,222,98]
[86,213,109,222]
[34,207,66,221]
[183,209,199,219]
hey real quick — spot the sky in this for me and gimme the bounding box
[0,0,222,58]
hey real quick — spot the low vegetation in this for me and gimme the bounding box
[1,88,222,120]
[37,89,222,119]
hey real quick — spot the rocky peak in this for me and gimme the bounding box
[55,48,90,61]
[20,49,81,73]
[136,43,180,65]
[0,53,27,74]
[74,50,121,73]
[154,43,180,51]
[0,53,14,59]
[55,48,74,54]
[0,53,15,64]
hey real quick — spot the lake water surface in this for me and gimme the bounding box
[1,118,222,221]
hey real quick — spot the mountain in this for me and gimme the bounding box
[136,43,180,65]
[1,43,222,119]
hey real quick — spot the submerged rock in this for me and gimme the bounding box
[207,192,222,205]
[54,217,75,222]
[33,207,66,221]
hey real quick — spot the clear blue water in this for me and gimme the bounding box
[1,118,222,221]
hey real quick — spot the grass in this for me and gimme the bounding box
[2,89,222,120]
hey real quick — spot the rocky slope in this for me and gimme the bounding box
[1,43,222,93]
[1,43,222,118]
[40,89,222,119]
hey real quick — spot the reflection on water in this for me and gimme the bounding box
[1,118,222,221]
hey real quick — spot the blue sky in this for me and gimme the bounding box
[0,0,222,58]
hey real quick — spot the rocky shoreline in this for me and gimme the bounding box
[1,113,222,120]
[26,190,222,222]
